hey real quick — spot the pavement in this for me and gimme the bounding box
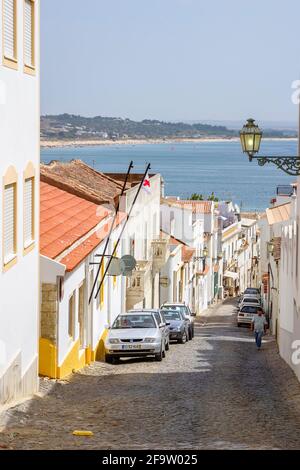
[1,298,300,450]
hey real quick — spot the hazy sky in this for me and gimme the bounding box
[41,0,300,123]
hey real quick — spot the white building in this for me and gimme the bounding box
[0,0,40,404]
[39,161,164,378]
[160,199,206,313]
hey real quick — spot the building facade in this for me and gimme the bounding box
[0,0,40,404]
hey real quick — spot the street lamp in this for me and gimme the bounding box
[267,240,275,255]
[240,118,300,176]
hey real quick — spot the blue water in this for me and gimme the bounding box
[41,140,297,211]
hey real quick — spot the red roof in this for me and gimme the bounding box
[182,246,195,263]
[40,182,126,268]
[165,199,212,214]
[60,214,126,272]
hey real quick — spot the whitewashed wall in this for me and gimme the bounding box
[0,0,40,401]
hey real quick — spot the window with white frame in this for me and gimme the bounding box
[68,292,76,339]
[3,0,17,63]
[3,183,17,264]
[24,177,34,248]
[24,0,35,69]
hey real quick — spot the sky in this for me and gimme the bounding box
[41,0,300,124]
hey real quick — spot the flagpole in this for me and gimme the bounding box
[88,161,134,304]
[94,163,151,301]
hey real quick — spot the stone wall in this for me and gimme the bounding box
[41,284,58,344]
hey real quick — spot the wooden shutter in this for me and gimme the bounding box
[4,184,16,261]
[24,178,34,247]
[24,0,34,66]
[3,0,16,60]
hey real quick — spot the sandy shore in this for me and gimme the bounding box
[40,136,297,149]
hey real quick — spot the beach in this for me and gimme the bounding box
[40,136,297,149]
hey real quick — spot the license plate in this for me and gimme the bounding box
[121,344,142,350]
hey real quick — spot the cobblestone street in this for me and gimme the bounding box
[1,299,300,450]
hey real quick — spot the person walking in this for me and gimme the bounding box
[251,308,268,350]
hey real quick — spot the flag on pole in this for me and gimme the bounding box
[142,173,151,194]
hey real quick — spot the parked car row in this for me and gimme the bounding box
[237,287,262,327]
[105,303,196,363]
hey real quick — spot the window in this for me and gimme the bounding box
[24,177,34,248]
[68,292,76,339]
[3,183,17,265]
[3,0,17,68]
[24,0,35,72]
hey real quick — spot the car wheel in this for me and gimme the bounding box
[105,354,113,364]
[179,331,187,344]
[155,349,163,362]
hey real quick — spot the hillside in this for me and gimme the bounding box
[40,114,293,142]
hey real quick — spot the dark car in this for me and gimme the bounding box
[161,310,189,344]
[161,303,195,340]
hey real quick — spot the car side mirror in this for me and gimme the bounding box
[159,323,165,328]
[191,312,197,317]
[166,322,171,326]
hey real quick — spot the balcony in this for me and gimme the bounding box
[126,261,152,309]
[151,239,170,272]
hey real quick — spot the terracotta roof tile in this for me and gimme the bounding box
[182,246,195,263]
[266,203,291,225]
[41,160,124,205]
[40,182,112,259]
[163,199,213,214]
[60,213,126,272]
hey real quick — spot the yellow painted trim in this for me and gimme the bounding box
[57,339,86,379]
[23,241,35,256]
[23,0,36,74]
[39,338,57,379]
[2,0,18,69]
[3,56,18,69]
[3,165,18,186]
[91,329,109,362]
[85,346,92,365]
[2,256,17,272]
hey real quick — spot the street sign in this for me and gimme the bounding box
[107,258,122,276]
[160,276,170,288]
[120,255,137,276]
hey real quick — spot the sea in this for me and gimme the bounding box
[41,139,298,212]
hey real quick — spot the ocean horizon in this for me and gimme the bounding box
[41,140,297,212]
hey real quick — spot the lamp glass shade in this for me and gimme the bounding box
[240,119,262,155]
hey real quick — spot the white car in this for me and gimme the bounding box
[105,311,167,363]
[237,304,261,327]
[239,296,261,310]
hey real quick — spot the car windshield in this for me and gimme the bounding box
[241,306,259,314]
[243,298,259,304]
[112,315,156,329]
[163,305,188,316]
[162,310,182,321]
[245,288,259,295]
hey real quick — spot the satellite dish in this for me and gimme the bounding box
[120,255,136,276]
[107,258,122,276]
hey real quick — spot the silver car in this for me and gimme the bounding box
[105,311,167,363]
